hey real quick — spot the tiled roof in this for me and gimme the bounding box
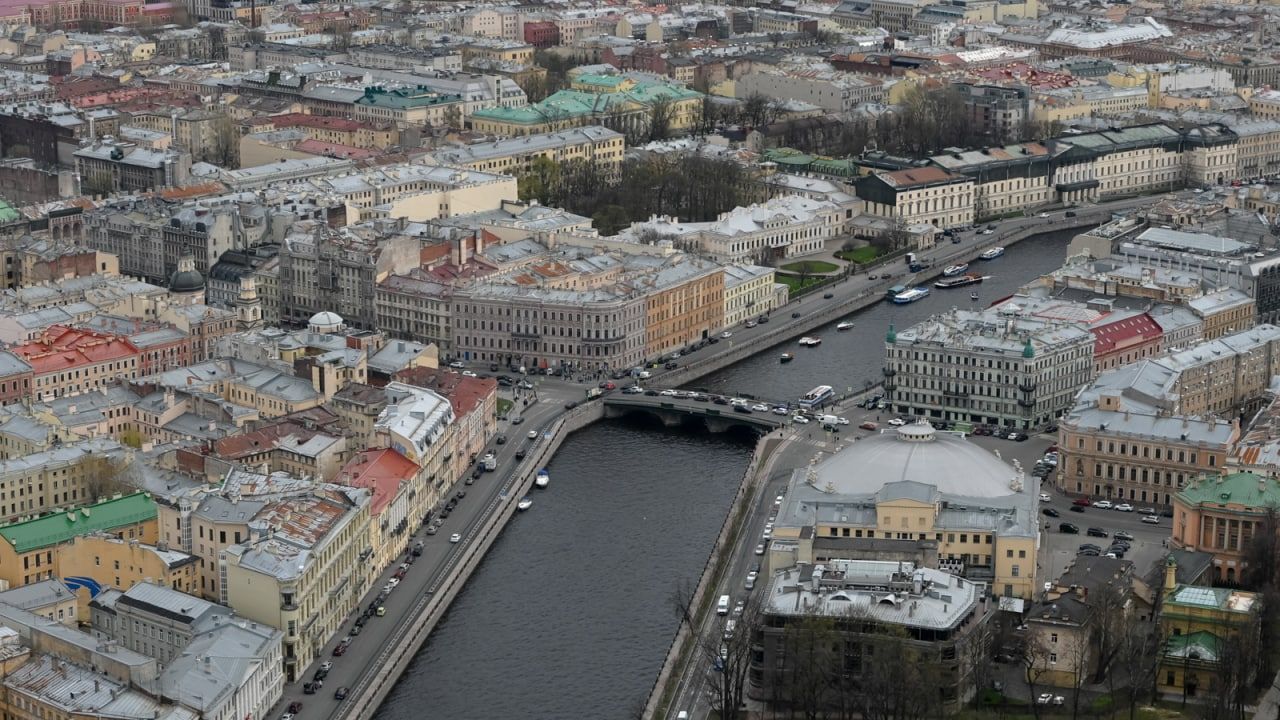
[0,493,156,553]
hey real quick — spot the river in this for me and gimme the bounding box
[372,228,1082,719]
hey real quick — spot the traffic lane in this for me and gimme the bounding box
[288,399,564,719]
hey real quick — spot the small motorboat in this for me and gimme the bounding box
[943,263,969,277]
[535,469,549,488]
[836,321,855,331]
[798,336,822,347]
[979,247,1005,260]
[517,497,533,511]
[970,291,979,301]
[779,353,794,363]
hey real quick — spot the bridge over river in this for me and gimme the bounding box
[602,394,789,432]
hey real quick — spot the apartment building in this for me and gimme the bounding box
[1160,324,1280,415]
[278,225,420,330]
[146,358,324,419]
[856,167,976,229]
[73,140,190,194]
[1056,373,1237,505]
[952,84,1032,141]
[84,197,247,285]
[338,448,427,570]
[736,70,886,115]
[11,326,139,401]
[90,582,230,667]
[1054,124,1185,200]
[1233,121,1280,180]
[884,308,1096,430]
[374,273,454,352]
[430,126,625,177]
[0,492,158,589]
[351,86,467,129]
[60,534,197,614]
[642,256,725,358]
[1182,123,1240,187]
[723,264,783,328]
[0,438,130,525]
[293,162,516,223]
[222,488,371,682]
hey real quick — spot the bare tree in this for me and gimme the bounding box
[700,595,761,720]
[648,97,675,142]
[856,630,947,720]
[83,455,133,503]
[1116,623,1160,720]
[781,611,839,719]
[669,577,696,631]
[1014,632,1056,720]
[1199,613,1263,720]
[1090,582,1131,684]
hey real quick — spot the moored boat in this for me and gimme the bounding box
[934,273,985,289]
[836,320,855,331]
[891,287,930,304]
[779,353,794,363]
[943,263,969,276]
[517,497,533,511]
[535,469,549,488]
[798,336,822,347]
[979,246,1005,260]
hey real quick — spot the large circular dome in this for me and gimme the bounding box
[168,267,205,293]
[812,423,1022,499]
[308,311,344,332]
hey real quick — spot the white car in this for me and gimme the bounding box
[1114,503,1134,512]
[720,331,733,339]
[745,571,758,589]
[1038,212,1050,218]
[774,495,784,507]
[1039,493,1051,502]
[1036,693,1064,706]
[1091,500,1113,509]
[888,418,907,426]
[745,320,757,328]
[836,417,849,425]
[729,398,747,406]
[751,403,769,412]
[754,543,765,555]
[449,533,462,543]
[772,406,789,415]
[461,370,478,377]
[1141,515,1161,524]
[448,361,465,369]
[527,430,538,439]
[660,389,678,396]
[792,415,810,424]
[732,601,745,617]
[762,528,772,540]
[981,229,994,235]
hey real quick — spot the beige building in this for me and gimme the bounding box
[351,86,468,129]
[723,264,783,328]
[856,167,975,229]
[930,142,1056,220]
[1233,121,1280,180]
[0,438,130,525]
[430,126,625,178]
[60,533,198,620]
[1171,472,1280,584]
[222,488,371,683]
[771,423,1039,600]
[644,257,725,358]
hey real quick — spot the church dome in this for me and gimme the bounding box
[168,262,205,294]
[308,311,345,333]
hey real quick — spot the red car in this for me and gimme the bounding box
[288,702,303,713]
[1072,497,1091,507]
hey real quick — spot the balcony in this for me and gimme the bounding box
[512,329,540,339]
[1018,397,1035,408]
[582,335,623,344]
[1019,381,1037,393]
[883,381,896,392]
[881,367,896,377]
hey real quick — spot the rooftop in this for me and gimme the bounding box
[0,493,156,554]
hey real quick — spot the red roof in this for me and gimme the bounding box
[339,448,417,516]
[1090,312,1163,356]
[391,368,496,419]
[11,325,138,375]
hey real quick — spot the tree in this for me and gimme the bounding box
[82,455,133,503]
[1240,505,1279,684]
[669,577,696,631]
[1198,614,1263,720]
[740,93,774,128]
[1014,632,1057,720]
[648,97,675,142]
[517,156,561,203]
[701,596,761,720]
[1089,581,1130,684]
[780,611,839,719]
[877,217,913,254]
[856,631,948,720]
[1116,624,1160,720]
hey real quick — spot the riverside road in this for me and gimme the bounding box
[277,196,1176,720]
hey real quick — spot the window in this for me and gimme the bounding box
[1012,565,1020,577]
[1050,653,1058,664]
[1050,633,1058,643]
[1019,550,1026,558]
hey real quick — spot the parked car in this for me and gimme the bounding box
[1069,505,1085,513]
[1114,503,1134,512]
[1114,531,1134,542]
[1059,523,1079,534]
[1086,527,1108,538]
[1042,508,1060,517]
[1091,500,1113,509]
[1073,497,1091,506]
[1141,515,1161,524]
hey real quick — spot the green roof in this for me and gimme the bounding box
[0,199,18,224]
[1164,630,1222,661]
[472,82,702,126]
[0,492,156,553]
[1175,471,1280,509]
[574,73,628,88]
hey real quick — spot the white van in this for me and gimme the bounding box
[816,414,840,426]
[716,595,730,615]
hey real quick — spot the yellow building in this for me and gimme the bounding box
[644,258,725,358]
[856,167,976,230]
[58,533,198,621]
[0,493,158,589]
[470,78,703,138]
[460,40,534,65]
[770,423,1039,600]
[0,438,129,525]
[222,488,371,682]
[723,264,782,328]
[431,126,625,178]
[1157,558,1259,699]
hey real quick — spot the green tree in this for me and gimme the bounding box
[517,156,561,203]
[591,205,630,235]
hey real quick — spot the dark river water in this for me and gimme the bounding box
[373,228,1081,719]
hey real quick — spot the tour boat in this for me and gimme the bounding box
[934,273,985,289]
[798,336,822,347]
[535,469,549,488]
[943,263,969,277]
[891,287,930,304]
[836,320,855,331]
[979,247,1005,260]
[779,353,794,363]
[517,497,533,511]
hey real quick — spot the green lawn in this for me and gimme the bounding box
[777,273,825,293]
[836,246,881,264]
[779,259,840,274]
[496,397,513,418]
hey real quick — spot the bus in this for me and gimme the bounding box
[799,385,834,409]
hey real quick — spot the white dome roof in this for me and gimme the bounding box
[309,311,344,327]
[812,423,1022,500]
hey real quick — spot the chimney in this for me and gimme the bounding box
[1164,555,1178,591]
